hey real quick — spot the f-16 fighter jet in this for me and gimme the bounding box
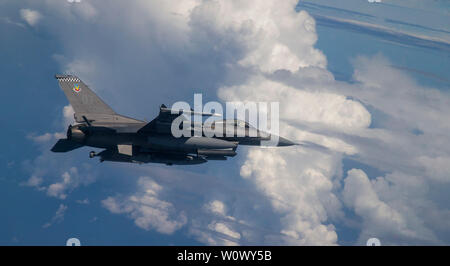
[51,75,295,165]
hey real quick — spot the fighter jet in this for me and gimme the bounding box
[51,74,296,165]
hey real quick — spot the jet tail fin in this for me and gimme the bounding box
[51,139,84,153]
[55,74,116,115]
[55,74,145,125]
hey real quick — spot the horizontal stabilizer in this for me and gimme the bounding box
[51,139,84,153]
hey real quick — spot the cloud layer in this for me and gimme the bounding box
[102,177,187,234]
[18,0,450,245]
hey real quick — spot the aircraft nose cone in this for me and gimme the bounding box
[277,136,296,147]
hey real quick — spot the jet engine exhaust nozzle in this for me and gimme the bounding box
[67,125,86,143]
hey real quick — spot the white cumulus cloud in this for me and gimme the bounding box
[20,9,41,26]
[102,177,187,234]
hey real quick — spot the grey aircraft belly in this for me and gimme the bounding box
[51,74,296,165]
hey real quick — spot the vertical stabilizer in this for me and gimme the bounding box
[55,74,116,115]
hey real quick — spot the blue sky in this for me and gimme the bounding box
[1,0,449,245]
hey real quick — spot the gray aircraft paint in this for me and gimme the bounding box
[52,74,296,165]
